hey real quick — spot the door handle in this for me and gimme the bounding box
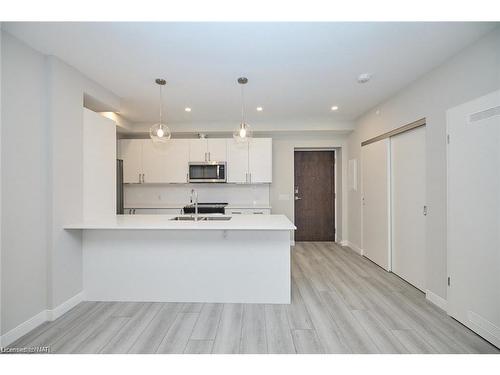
[423,205,428,216]
[294,196,302,201]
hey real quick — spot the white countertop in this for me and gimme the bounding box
[123,203,271,209]
[64,214,295,231]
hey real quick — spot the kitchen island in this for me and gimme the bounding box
[65,214,296,304]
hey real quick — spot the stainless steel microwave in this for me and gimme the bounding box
[188,162,226,183]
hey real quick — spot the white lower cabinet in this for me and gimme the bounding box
[225,208,271,215]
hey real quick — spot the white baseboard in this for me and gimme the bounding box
[0,310,48,348]
[0,291,84,347]
[340,240,363,255]
[425,289,448,311]
[467,311,500,349]
[47,291,84,321]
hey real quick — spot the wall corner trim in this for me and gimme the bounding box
[46,291,85,322]
[340,240,363,255]
[425,289,448,312]
[0,291,84,347]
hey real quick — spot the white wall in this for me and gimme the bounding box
[1,32,49,337]
[270,133,349,242]
[0,31,121,339]
[0,22,3,339]
[46,55,120,310]
[347,27,500,299]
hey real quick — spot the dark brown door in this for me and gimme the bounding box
[294,151,335,241]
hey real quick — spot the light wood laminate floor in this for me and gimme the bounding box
[9,242,499,354]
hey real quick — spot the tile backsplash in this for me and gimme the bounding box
[124,184,270,207]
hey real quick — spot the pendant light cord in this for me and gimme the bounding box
[241,83,245,125]
[159,84,163,126]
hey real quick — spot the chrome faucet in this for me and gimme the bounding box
[190,189,199,221]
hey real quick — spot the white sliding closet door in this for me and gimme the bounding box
[391,126,426,291]
[447,90,500,348]
[362,139,391,271]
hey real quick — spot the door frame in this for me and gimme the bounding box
[293,148,337,242]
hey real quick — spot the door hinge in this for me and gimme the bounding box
[447,276,451,287]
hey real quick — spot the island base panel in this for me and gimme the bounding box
[82,229,291,304]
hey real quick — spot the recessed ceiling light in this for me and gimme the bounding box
[256,107,263,112]
[331,106,339,111]
[184,107,192,112]
[358,73,372,84]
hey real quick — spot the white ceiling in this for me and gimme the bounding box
[3,22,497,130]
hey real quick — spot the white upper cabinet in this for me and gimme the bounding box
[189,139,227,162]
[189,139,208,162]
[163,139,190,183]
[120,139,143,183]
[227,140,249,183]
[120,139,189,184]
[120,138,271,184]
[141,141,168,183]
[207,139,227,161]
[249,138,272,183]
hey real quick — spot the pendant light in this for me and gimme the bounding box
[149,78,171,143]
[233,77,252,142]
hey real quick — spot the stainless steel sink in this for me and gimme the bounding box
[203,216,232,221]
[170,216,232,221]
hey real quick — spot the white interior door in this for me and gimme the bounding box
[391,126,426,291]
[447,90,500,348]
[362,139,391,270]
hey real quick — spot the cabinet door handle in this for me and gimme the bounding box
[254,211,264,214]
[208,152,211,161]
[186,173,189,183]
[232,211,242,215]
[142,174,145,183]
[139,173,141,183]
[249,173,252,184]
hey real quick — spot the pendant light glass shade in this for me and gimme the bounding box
[150,78,171,143]
[233,77,252,142]
[150,123,171,143]
[233,122,252,142]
